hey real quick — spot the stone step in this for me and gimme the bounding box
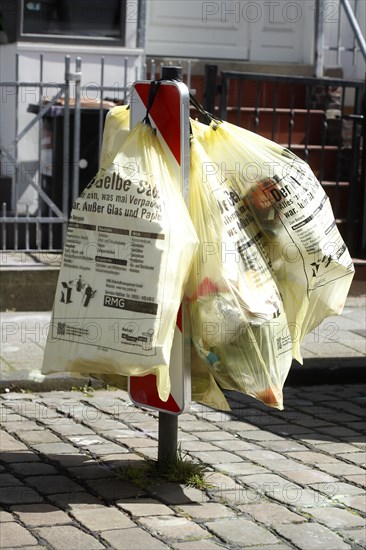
[1,253,61,311]
[1,253,364,312]
[218,107,329,146]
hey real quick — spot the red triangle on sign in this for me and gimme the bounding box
[129,374,181,413]
[134,83,181,165]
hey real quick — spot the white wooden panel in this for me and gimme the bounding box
[248,0,314,63]
[145,0,249,59]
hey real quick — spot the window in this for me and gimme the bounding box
[1,0,129,44]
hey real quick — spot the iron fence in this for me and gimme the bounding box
[0,55,194,252]
[0,54,139,251]
[2,59,365,256]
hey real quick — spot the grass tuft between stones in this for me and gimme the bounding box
[117,446,211,490]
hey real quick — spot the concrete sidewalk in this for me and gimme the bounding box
[1,385,365,549]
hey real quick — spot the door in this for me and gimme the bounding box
[145,0,250,60]
[145,0,314,64]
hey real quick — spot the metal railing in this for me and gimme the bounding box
[0,54,136,251]
[340,0,366,62]
[0,55,195,252]
[218,71,366,256]
[316,0,366,77]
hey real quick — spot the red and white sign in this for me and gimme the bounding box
[128,80,191,415]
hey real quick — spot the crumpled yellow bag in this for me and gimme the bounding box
[192,119,354,363]
[42,122,198,401]
[85,107,227,410]
[99,105,130,170]
[187,138,293,409]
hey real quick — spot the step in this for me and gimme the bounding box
[283,144,353,182]
[0,252,61,311]
[225,79,308,109]
[190,107,353,180]
[2,243,364,312]
[221,107,337,146]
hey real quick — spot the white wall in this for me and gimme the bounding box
[145,0,314,65]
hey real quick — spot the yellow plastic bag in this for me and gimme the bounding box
[99,105,130,171]
[187,138,293,409]
[192,119,354,362]
[42,123,198,401]
[191,346,231,411]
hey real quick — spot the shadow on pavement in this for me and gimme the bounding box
[223,388,366,444]
[0,453,197,513]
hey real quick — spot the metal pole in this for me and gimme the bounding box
[203,64,217,114]
[14,53,19,214]
[38,54,43,249]
[123,56,128,103]
[158,412,178,464]
[156,65,184,467]
[137,0,147,49]
[219,73,228,120]
[160,66,183,81]
[186,60,191,92]
[150,59,156,80]
[62,56,71,236]
[361,75,366,256]
[314,0,325,77]
[340,0,366,62]
[352,0,359,66]
[72,57,82,205]
[128,67,190,466]
[98,57,105,160]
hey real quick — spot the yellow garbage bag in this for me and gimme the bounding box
[192,119,354,363]
[187,138,293,409]
[99,104,130,171]
[42,123,198,401]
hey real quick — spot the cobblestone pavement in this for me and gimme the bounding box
[1,385,365,549]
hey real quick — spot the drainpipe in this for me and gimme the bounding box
[314,0,325,77]
[137,0,146,49]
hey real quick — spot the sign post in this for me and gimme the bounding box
[128,67,191,462]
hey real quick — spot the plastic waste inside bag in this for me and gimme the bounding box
[187,138,293,409]
[191,345,231,411]
[42,122,198,401]
[191,118,354,363]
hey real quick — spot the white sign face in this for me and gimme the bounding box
[128,80,191,415]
